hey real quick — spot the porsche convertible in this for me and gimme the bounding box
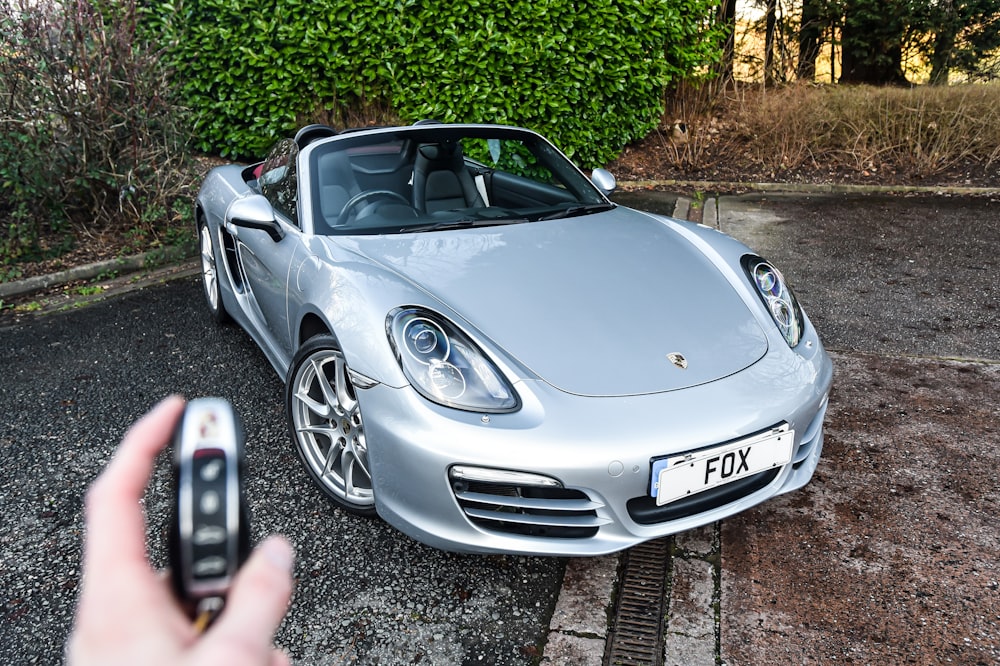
[195,121,833,556]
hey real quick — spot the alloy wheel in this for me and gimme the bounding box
[288,344,375,512]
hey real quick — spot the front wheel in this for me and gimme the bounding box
[285,335,376,515]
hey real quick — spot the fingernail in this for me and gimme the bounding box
[259,536,295,573]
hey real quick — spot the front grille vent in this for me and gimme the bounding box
[449,471,609,539]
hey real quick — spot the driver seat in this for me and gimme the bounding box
[412,141,484,214]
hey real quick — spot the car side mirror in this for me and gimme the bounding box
[226,194,284,242]
[590,168,617,196]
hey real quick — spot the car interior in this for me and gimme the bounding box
[244,123,607,235]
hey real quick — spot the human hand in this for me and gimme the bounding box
[67,395,295,666]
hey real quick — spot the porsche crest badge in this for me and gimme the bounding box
[667,352,688,369]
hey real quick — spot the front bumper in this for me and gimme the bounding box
[362,345,833,556]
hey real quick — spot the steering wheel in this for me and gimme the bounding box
[337,190,412,226]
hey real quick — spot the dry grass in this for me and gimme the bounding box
[615,82,1000,185]
[710,83,1000,178]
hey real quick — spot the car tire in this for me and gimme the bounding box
[199,221,231,324]
[286,335,377,516]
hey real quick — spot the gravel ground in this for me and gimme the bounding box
[708,193,1000,665]
[4,190,998,665]
[613,190,1000,664]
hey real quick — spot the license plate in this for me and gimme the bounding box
[651,425,794,506]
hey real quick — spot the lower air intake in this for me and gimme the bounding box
[449,467,609,539]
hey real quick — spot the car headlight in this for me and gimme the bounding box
[741,255,804,347]
[387,307,519,412]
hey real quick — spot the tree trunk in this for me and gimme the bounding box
[929,30,956,84]
[716,0,737,82]
[797,0,823,81]
[764,0,777,83]
[839,0,909,85]
[928,1,961,85]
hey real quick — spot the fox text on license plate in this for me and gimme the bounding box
[652,426,794,506]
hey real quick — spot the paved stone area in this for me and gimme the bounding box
[543,555,617,665]
[664,527,717,666]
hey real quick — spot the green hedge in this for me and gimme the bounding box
[152,0,720,165]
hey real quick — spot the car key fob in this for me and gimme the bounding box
[168,397,251,623]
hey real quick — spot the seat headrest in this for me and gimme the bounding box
[418,141,462,162]
[295,124,338,148]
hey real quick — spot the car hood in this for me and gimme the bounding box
[343,209,768,397]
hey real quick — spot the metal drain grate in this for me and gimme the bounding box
[604,536,672,666]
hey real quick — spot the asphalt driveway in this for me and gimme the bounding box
[0,280,562,664]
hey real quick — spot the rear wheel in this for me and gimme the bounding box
[286,335,376,515]
[199,221,231,324]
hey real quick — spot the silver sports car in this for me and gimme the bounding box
[195,122,833,556]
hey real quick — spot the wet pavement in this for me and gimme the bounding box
[2,190,998,664]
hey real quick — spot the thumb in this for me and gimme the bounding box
[204,536,295,660]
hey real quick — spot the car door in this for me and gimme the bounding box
[235,138,302,357]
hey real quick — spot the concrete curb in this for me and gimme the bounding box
[618,179,1000,196]
[0,245,195,300]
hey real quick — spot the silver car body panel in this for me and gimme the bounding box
[195,124,834,555]
[346,210,769,397]
[365,344,830,555]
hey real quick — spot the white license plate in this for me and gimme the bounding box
[651,426,794,506]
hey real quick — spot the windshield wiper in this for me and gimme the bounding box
[535,202,616,221]
[404,217,529,233]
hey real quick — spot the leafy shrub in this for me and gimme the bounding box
[0,0,195,264]
[152,0,721,166]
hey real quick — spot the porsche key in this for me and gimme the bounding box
[168,397,250,627]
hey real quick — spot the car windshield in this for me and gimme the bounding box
[304,125,612,235]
